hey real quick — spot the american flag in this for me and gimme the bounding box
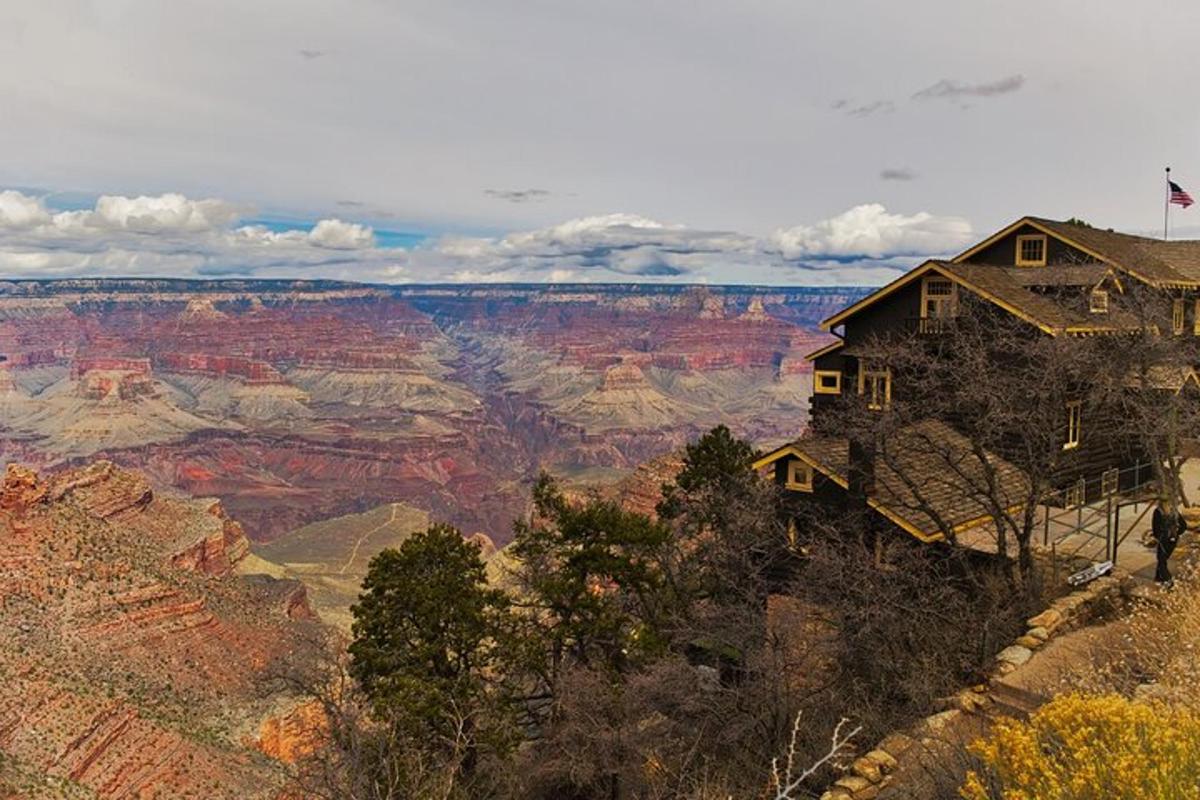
[1170,180,1194,208]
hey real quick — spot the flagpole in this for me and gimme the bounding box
[1165,166,1171,240]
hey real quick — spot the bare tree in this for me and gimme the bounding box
[769,713,861,800]
[821,298,1120,586]
[1093,282,1200,508]
[259,628,499,800]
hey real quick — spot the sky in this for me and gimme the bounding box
[2,0,1199,286]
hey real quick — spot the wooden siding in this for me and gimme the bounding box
[961,223,1100,267]
[810,350,848,418]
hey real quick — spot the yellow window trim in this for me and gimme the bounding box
[858,365,892,410]
[953,217,1198,290]
[820,262,1060,336]
[1194,299,1200,336]
[752,445,847,489]
[920,275,957,319]
[1089,289,1108,314]
[752,443,1024,546]
[786,460,814,492]
[1015,234,1048,267]
[1063,400,1082,450]
[813,370,842,394]
[1174,298,1186,335]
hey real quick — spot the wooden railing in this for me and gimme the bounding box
[907,317,955,335]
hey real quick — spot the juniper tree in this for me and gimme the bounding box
[658,424,789,608]
[509,472,677,683]
[349,523,518,783]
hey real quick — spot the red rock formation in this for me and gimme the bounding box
[253,700,326,764]
[0,464,46,513]
[0,281,865,544]
[158,352,285,384]
[70,357,152,379]
[0,462,323,798]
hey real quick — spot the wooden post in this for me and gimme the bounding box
[1106,494,1113,564]
[1052,540,1059,588]
[1112,503,1122,565]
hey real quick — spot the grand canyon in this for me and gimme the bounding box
[0,280,863,625]
[0,279,869,796]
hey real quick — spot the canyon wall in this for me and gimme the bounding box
[0,461,320,798]
[0,280,866,545]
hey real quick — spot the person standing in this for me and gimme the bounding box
[1152,499,1185,585]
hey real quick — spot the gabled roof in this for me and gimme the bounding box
[754,420,1028,551]
[1125,365,1200,394]
[955,216,1200,289]
[819,260,1130,336]
[805,339,844,362]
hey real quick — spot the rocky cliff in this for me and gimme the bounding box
[0,280,864,544]
[0,462,321,799]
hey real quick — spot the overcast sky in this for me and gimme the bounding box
[2,0,1198,285]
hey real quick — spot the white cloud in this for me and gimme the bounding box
[0,191,51,229]
[307,218,375,249]
[64,193,243,233]
[768,203,972,260]
[0,188,965,286]
[439,213,757,278]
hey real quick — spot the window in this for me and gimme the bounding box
[921,277,956,315]
[859,365,891,411]
[920,276,958,330]
[1194,299,1200,335]
[786,460,813,492]
[1064,400,1082,450]
[1090,289,1109,314]
[1175,298,1187,335]
[1015,234,1047,267]
[813,370,842,395]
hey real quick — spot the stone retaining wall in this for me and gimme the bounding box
[818,570,1133,800]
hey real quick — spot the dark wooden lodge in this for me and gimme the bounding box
[758,216,1200,551]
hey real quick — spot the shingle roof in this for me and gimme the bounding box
[936,262,1092,331]
[1003,264,1110,288]
[821,260,1136,336]
[1027,218,1200,287]
[756,420,1028,551]
[1124,364,1200,393]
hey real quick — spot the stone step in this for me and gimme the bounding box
[987,681,1047,721]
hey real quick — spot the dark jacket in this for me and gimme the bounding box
[1153,507,1184,545]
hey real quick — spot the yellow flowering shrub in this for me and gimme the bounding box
[961,693,1200,799]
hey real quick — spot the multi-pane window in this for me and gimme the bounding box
[1015,234,1047,267]
[860,365,891,411]
[1090,289,1109,313]
[921,277,957,319]
[786,460,813,492]
[1174,299,1186,335]
[813,370,842,395]
[1064,400,1082,450]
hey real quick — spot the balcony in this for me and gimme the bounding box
[907,317,956,335]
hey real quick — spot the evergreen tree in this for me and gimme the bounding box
[510,473,676,679]
[658,424,785,606]
[349,523,516,780]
